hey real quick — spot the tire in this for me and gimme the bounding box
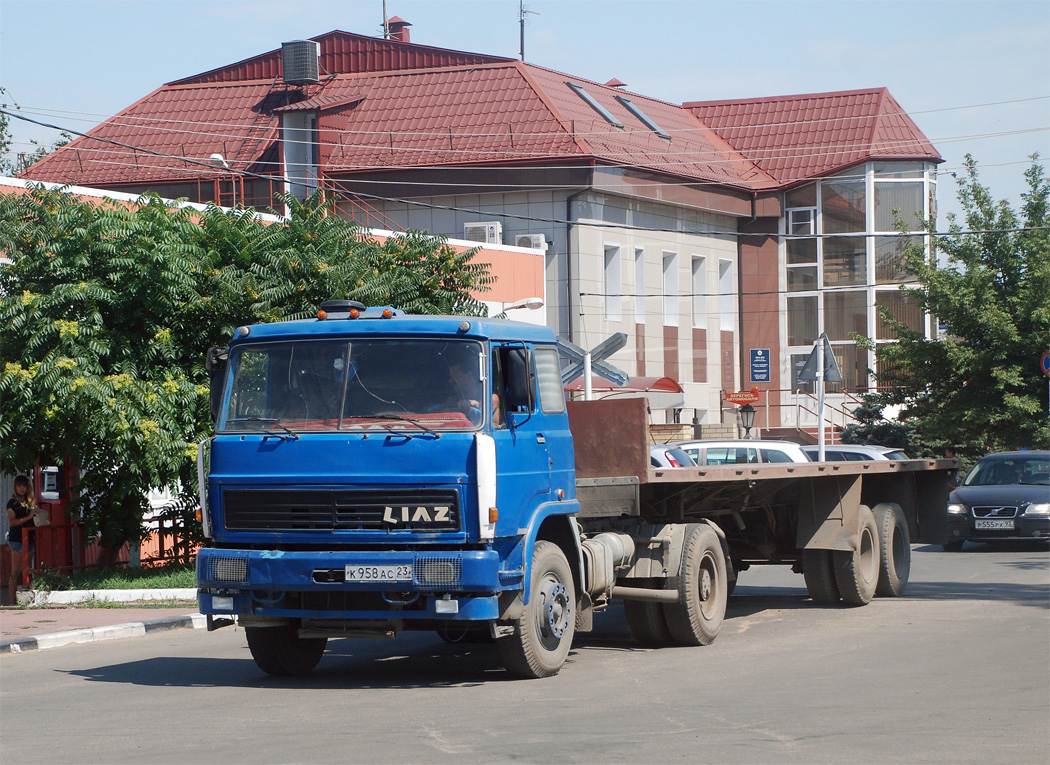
[624,592,673,648]
[802,549,839,604]
[942,540,965,552]
[497,541,575,679]
[245,622,327,677]
[662,523,727,646]
[872,503,911,597]
[833,504,880,606]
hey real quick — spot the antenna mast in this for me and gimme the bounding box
[519,1,539,61]
[383,0,389,39]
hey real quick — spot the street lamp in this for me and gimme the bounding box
[739,403,756,439]
[501,297,544,311]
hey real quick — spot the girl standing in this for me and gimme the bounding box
[7,475,37,604]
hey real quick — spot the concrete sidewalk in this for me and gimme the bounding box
[0,591,203,653]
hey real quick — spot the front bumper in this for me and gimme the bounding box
[945,513,1050,543]
[197,547,503,622]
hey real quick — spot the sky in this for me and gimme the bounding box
[1,0,1047,228]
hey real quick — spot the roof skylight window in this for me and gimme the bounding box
[614,96,670,139]
[566,82,623,129]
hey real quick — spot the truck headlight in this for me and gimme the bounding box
[947,503,967,515]
[1022,503,1050,516]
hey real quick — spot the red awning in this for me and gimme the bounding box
[564,376,685,410]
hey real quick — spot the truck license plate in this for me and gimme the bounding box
[974,518,1014,530]
[345,564,413,582]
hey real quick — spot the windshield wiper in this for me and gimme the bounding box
[367,413,441,439]
[226,416,300,440]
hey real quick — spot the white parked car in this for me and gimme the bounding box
[673,439,810,466]
[650,444,697,468]
[801,444,910,461]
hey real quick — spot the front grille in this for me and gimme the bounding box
[223,488,461,532]
[972,505,1019,518]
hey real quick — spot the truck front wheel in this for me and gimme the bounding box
[497,541,575,679]
[662,523,727,646]
[245,622,328,677]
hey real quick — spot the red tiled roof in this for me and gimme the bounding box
[168,30,511,86]
[684,88,941,184]
[24,32,934,195]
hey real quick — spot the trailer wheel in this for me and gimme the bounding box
[662,523,727,646]
[872,503,910,597]
[624,592,673,648]
[497,541,575,679]
[245,622,327,677]
[833,504,879,606]
[802,549,839,604]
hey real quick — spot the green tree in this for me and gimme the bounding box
[874,155,1050,459]
[0,186,491,550]
[0,88,72,175]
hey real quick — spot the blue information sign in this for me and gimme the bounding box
[750,348,771,383]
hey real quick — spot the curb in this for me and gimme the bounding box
[1,613,207,654]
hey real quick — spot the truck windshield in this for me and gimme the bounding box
[219,338,486,433]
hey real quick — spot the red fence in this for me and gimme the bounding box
[2,520,198,594]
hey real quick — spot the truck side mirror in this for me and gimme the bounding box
[206,346,229,424]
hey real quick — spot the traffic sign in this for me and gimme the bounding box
[750,348,770,383]
[1041,350,1050,379]
[725,391,760,404]
[558,334,629,386]
[797,334,843,383]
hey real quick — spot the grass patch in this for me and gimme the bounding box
[33,562,196,592]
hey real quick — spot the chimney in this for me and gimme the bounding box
[604,78,628,89]
[388,16,411,43]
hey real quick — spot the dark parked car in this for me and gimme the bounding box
[943,451,1050,550]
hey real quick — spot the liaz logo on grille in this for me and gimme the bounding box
[383,505,452,525]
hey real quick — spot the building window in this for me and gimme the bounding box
[718,259,734,332]
[787,295,818,346]
[824,290,867,341]
[787,207,817,292]
[876,290,924,338]
[691,256,706,328]
[282,111,318,201]
[823,236,867,286]
[604,244,621,321]
[634,247,645,319]
[875,235,919,284]
[822,169,866,233]
[662,251,678,327]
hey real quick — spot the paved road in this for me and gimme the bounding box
[1,542,1047,764]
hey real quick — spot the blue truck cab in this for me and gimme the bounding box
[197,301,582,678]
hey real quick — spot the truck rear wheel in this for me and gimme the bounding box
[833,504,879,606]
[802,549,840,604]
[245,622,327,677]
[872,503,910,597]
[497,541,575,679]
[624,591,673,648]
[662,523,727,646]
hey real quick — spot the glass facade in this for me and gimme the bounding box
[782,162,935,392]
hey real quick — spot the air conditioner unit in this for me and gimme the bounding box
[515,233,548,250]
[463,221,503,244]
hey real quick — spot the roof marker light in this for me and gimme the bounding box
[237,326,250,337]
[381,308,393,319]
[317,309,328,320]
[459,321,471,332]
[349,308,360,319]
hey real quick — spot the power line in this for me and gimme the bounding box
[4,109,1047,242]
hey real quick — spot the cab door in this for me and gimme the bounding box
[491,344,551,530]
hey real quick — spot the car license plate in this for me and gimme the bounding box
[345,564,412,583]
[974,518,1014,530]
